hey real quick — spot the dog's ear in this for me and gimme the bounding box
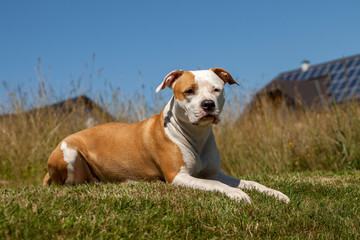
[156,70,184,93]
[210,68,239,86]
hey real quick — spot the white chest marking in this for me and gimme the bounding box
[164,124,197,173]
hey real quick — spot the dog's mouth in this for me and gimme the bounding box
[191,114,219,126]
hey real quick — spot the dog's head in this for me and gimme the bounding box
[156,68,239,126]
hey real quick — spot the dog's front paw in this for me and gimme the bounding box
[225,189,252,204]
[267,189,290,204]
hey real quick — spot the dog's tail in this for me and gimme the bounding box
[42,172,52,186]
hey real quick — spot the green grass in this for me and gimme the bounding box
[1,171,359,239]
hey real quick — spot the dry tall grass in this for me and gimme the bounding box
[1,66,359,186]
[216,97,360,176]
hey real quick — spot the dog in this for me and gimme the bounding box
[43,68,290,204]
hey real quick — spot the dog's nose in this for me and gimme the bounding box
[201,100,216,112]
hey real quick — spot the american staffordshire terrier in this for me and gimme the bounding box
[43,68,290,204]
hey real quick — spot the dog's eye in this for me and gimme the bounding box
[184,89,195,95]
[213,88,221,93]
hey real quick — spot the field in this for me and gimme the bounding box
[1,171,359,239]
[0,69,360,238]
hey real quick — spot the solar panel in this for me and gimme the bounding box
[337,72,345,80]
[355,58,360,67]
[339,80,348,90]
[346,59,354,69]
[285,73,292,81]
[298,71,307,81]
[347,69,355,78]
[349,78,359,89]
[328,82,339,92]
[277,75,284,81]
[333,92,343,103]
[345,85,360,101]
[328,63,337,73]
[292,72,300,80]
[314,66,326,78]
[307,68,316,79]
[275,55,360,103]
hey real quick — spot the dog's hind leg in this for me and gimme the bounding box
[46,140,99,185]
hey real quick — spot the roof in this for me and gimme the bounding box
[0,95,115,122]
[271,54,360,103]
[44,95,106,113]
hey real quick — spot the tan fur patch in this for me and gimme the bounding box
[210,68,239,86]
[173,72,199,101]
[44,112,186,185]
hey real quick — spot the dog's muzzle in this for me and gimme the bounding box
[192,113,220,126]
[201,100,216,113]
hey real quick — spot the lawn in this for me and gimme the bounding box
[1,171,359,239]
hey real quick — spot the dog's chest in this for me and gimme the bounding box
[164,128,211,175]
[176,145,210,176]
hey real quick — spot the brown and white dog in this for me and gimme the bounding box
[43,68,290,204]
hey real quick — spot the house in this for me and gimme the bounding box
[250,54,360,110]
[0,95,115,128]
[43,95,116,127]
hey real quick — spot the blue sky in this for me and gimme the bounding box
[1,0,360,106]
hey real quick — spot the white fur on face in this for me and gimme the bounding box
[178,70,225,125]
[60,141,77,184]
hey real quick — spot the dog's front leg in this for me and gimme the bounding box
[172,172,251,203]
[209,173,290,203]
